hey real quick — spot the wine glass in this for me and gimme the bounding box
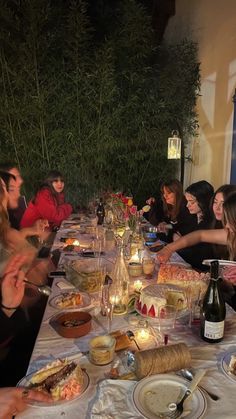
[185,285,193,327]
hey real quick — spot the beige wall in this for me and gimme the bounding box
[164,0,236,189]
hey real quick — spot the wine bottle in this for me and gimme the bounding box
[200,260,226,343]
[96,198,105,225]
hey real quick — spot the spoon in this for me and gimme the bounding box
[126,330,141,351]
[24,279,52,296]
[180,369,219,401]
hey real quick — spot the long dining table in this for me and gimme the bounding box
[17,217,236,419]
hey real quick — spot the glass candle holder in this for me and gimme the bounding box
[142,257,155,278]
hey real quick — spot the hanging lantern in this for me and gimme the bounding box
[167,130,181,159]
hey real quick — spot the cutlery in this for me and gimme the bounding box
[24,279,52,296]
[126,330,140,351]
[180,368,219,401]
[167,369,206,418]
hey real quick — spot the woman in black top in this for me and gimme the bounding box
[145,179,197,242]
[178,180,214,269]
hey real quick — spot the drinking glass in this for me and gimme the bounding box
[158,305,177,343]
[185,286,193,327]
[142,257,155,278]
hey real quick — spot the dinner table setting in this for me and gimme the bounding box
[16,211,236,419]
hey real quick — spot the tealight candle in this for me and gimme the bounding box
[110,295,120,305]
[137,328,150,341]
[134,279,143,292]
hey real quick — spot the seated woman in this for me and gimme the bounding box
[157,191,236,309]
[0,255,54,391]
[20,170,72,231]
[158,184,236,265]
[144,179,197,242]
[177,180,214,268]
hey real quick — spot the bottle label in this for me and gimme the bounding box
[204,320,224,340]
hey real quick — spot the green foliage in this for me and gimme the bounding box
[0,0,200,208]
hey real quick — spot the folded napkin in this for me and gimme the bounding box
[89,379,143,419]
[56,280,75,290]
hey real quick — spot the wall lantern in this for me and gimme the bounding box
[167,130,181,159]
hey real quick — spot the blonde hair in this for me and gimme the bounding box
[222,192,236,260]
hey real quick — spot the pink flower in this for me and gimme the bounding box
[129,205,137,215]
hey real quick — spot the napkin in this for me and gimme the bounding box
[56,280,75,290]
[89,379,143,419]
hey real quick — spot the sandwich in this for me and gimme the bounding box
[29,359,84,401]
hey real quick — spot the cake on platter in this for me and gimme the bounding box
[157,263,210,299]
[136,284,187,318]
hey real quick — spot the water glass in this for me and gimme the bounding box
[158,304,177,335]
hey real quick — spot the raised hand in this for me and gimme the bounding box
[1,254,28,309]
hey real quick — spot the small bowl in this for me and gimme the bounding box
[51,311,92,338]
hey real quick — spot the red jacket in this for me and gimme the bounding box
[20,188,73,229]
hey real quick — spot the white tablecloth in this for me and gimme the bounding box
[17,225,236,418]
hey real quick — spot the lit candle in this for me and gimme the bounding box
[110,295,120,305]
[73,239,80,246]
[134,280,143,292]
[137,328,150,341]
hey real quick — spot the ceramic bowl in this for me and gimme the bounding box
[51,311,92,338]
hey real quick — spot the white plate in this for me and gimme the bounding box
[133,374,207,419]
[49,291,91,310]
[221,350,236,383]
[203,259,236,267]
[135,284,189,320]
[17,368,89,407]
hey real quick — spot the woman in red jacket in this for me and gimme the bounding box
[20,171,72,231]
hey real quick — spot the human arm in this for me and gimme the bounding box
[34,189,72,227]
[156,229,228,263]
[0,387,52,418]
[19,219,49,240]
[1,254,27,317]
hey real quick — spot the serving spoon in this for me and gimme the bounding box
[180,369,219,401]
[24,279,52,296]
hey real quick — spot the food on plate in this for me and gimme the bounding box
[29,359,84,401]
[228,354,236,374]
[137,285,166,317]
[57,292,82,308]
[158,263,209,299]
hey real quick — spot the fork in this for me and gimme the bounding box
[167,369,206,418]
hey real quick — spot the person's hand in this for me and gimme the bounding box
[146,197,155,206]
[0,387,52,419]
[1,254,28,310]
[156,245,173,264]
[222,266,236,284]
[157,222,169,234]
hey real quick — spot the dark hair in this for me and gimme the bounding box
[160,179,184,220]
[223,192,236,260]
[33,170,64,205]
[185,180,214,222]
[0,171,16,191]
[0,162,18,172]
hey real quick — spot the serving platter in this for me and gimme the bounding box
[132,373,207,419]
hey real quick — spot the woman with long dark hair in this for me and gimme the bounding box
[185,180,214,227]
[145,179,197,242]
[20,170,72,230]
